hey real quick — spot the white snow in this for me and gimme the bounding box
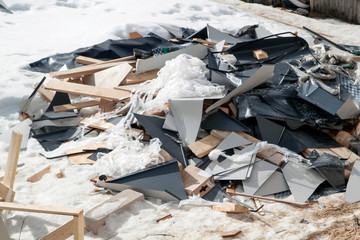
[1,0,359,239]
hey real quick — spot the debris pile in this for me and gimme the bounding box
[4,23,360,238]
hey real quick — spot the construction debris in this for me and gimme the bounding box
[8,22,360,238]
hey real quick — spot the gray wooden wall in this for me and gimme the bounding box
[310,0,360,24]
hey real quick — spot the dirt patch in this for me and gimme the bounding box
[306,219,360,240]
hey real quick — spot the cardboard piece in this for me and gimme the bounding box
[168,98,203,145]
[201,110,250,133]
[0,118,31,150]
[345,160,360,203]
[98,160,187,202]
[216,132,251,151]
[242,160,279,195]
[206,65,275,113]
[282,161,325,203]
[136,44,208,74]
[134,114,187,166]
[181,165,215,197]
[85,189,144,234]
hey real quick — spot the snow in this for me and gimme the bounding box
[1,0,359,239]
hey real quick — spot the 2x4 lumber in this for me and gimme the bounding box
[53,99,101,113]
[39,219,75,240]
[228,192,308,207]
[27,166,51,183]
[211,204,249,213]
[50,59,134,79]
[0,183,15,201]
[45,80,130,101]
[74,210,85,240]
[0,202,82,216]
[75,56,104,65]
[3,131,23,189]
[188,135,222,158]
[34,83,55,102]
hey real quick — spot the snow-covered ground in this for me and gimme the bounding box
[1,0,359,239]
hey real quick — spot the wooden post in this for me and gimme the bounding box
[3,131,23,189]
[74,210,85,240]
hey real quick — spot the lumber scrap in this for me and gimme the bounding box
[39,219,77,240]
[253,49,268,60]
[50,60,134,79]
[27,166,51,183]
[45,80,130,101]
[85,189,144,234]
[0,183,15,202]
[156,214,172,223]
[3,131,23,189]
[227,192,308,207]
[212,204,249,213]
[181,165,215,197]
[55,169,63,178]
[188,135,222,158]
[99,99,115,113]
[66,142,107,165]
[210,130,284,166]
[220,230,242,238]
[53,99,101,113]
[75,56,104,65]
[129,32,143,39]
[80,118,115,131]
[34,83,55,102]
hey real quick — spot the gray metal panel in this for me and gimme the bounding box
[216,132,251,151]
[254,171,289,196]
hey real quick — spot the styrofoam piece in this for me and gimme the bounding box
[242,160,278,195]
[282,161,325,203]
[345,160,360,203]
[216,132,251,151]
[206,64,274,113]
[207,25,241,44]
[162,111,178,132]
[168,98,203,145]
[136,44,208,74]
[0,118,32,149]
[254,170,289,196]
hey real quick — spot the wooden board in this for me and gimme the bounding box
[93,63,132,88]
[39,219,75,240]
[80,118,115,131]
[181,165,214,197]
[66,142,107,155]
[0,183,15,201]
[129,32,143,39]
[34,83,55,102]
[212,204,249,213]
[3,131,23,189]
[53,100,100,113]
[221,230,242,238]
[123,69,159,85]
[75,56,104,65]
[45,80,130,101]
[27,166,51,183]
[50,61,133,79]
[0,202,82,216]
[188,135,222,158]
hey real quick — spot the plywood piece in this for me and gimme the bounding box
[0,202,82,216]
[27,166,51,183]
[3,131,23,189]
[75,56,104,65]
[124,69,159,85]
[129,32,143,39]
[39,219,75,240]
[53,100,100,113]
[181,165,215,197]
[212,204,249,213]
[45,80,130,101]
[188,135,222,158]
[93,63,132,88]
[221,230,242,238]
[85,189,144,234]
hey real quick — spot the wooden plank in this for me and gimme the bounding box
[3,131,23,189]
[0,183,15,201]
[66,142,107,155]
[123,69,159,85]
[221,230,242,238]
[53,100,101,113]
[129,32,143,39]
[181,165,215,197]
[74,210,85,240]
[99,99,115,113]
[50,61,133,79]
[93,63,132,88]
[0,202,82,216]
[156,214,172,223]
[39,219,75,240]
[212,204,249,213]
[27,166,51,183]
[67,152,96,165]
[188,135,222,158]
[228,192,309,207]
[45,80,130,101]
[33,83,55,103]
[80,118,115,131]
[75,56,104,65]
